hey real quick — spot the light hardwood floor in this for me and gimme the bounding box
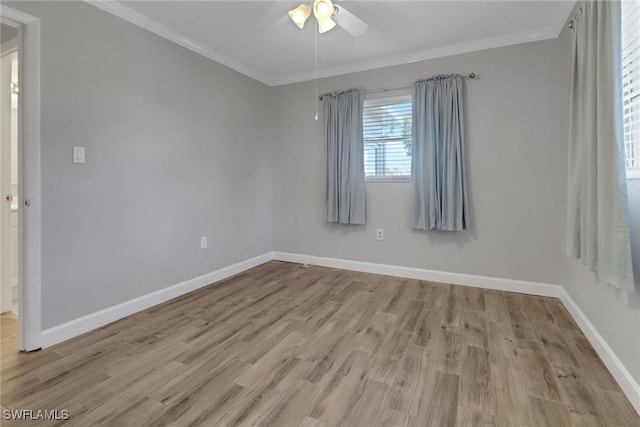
[1,261,638,426]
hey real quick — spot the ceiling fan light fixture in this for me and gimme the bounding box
[313,0,335,20]
[288,4,311,29]
[317,17,336,34]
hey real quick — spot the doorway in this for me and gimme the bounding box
[0,6,42,352]
[1,20,20,348]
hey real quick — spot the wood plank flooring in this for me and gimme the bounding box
[1,261,638,426]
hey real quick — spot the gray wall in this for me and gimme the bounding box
[7,1,274,328]
[271,36,569,285]
[552,2,640,384]
[551,26,640,384]
[8,0,640,387]
[270,29,640,384]
[558,178,640,383]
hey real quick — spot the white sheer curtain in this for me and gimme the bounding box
[567,1,634,289]
[323,88,366,224]
[411,75,468,231]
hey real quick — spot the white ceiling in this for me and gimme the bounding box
[89,1,576,86]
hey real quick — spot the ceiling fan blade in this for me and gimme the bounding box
[333,5,368,37]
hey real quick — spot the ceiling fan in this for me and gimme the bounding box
[288,0,368,36]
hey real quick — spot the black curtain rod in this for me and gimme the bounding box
[319,73,475,100]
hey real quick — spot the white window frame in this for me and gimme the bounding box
[622,0,640,179]
[363,94,412,182]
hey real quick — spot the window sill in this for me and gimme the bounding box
[365,176,411,182]
[627,169,640,180]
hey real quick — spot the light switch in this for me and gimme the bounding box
[73,146,85,164]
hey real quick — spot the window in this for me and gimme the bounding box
[363,95,412,179]
[622,0,640,178]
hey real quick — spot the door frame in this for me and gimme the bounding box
[1,6,41,351]
[0,48,17,315]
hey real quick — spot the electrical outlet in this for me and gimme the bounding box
[200,236,207,249]
[376,229,384,241]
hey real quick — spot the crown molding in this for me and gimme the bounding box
[86,1,571,88]
[552,0,578,37]
[85,0,273,85]
[270,28,560,86]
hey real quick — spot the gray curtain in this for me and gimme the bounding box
[411,75,468,231]
[323,88,366,224]
[567,1,634,289]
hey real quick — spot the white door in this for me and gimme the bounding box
[1,46,19,315]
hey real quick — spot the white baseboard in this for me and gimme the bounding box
[38,249,640,415]
[40,252,273,348]
[558,289,640,414]
[272,251,564,297]
[272,251,640,415]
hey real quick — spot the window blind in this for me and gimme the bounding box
[622,0,640,171]
[363,97,412,178]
